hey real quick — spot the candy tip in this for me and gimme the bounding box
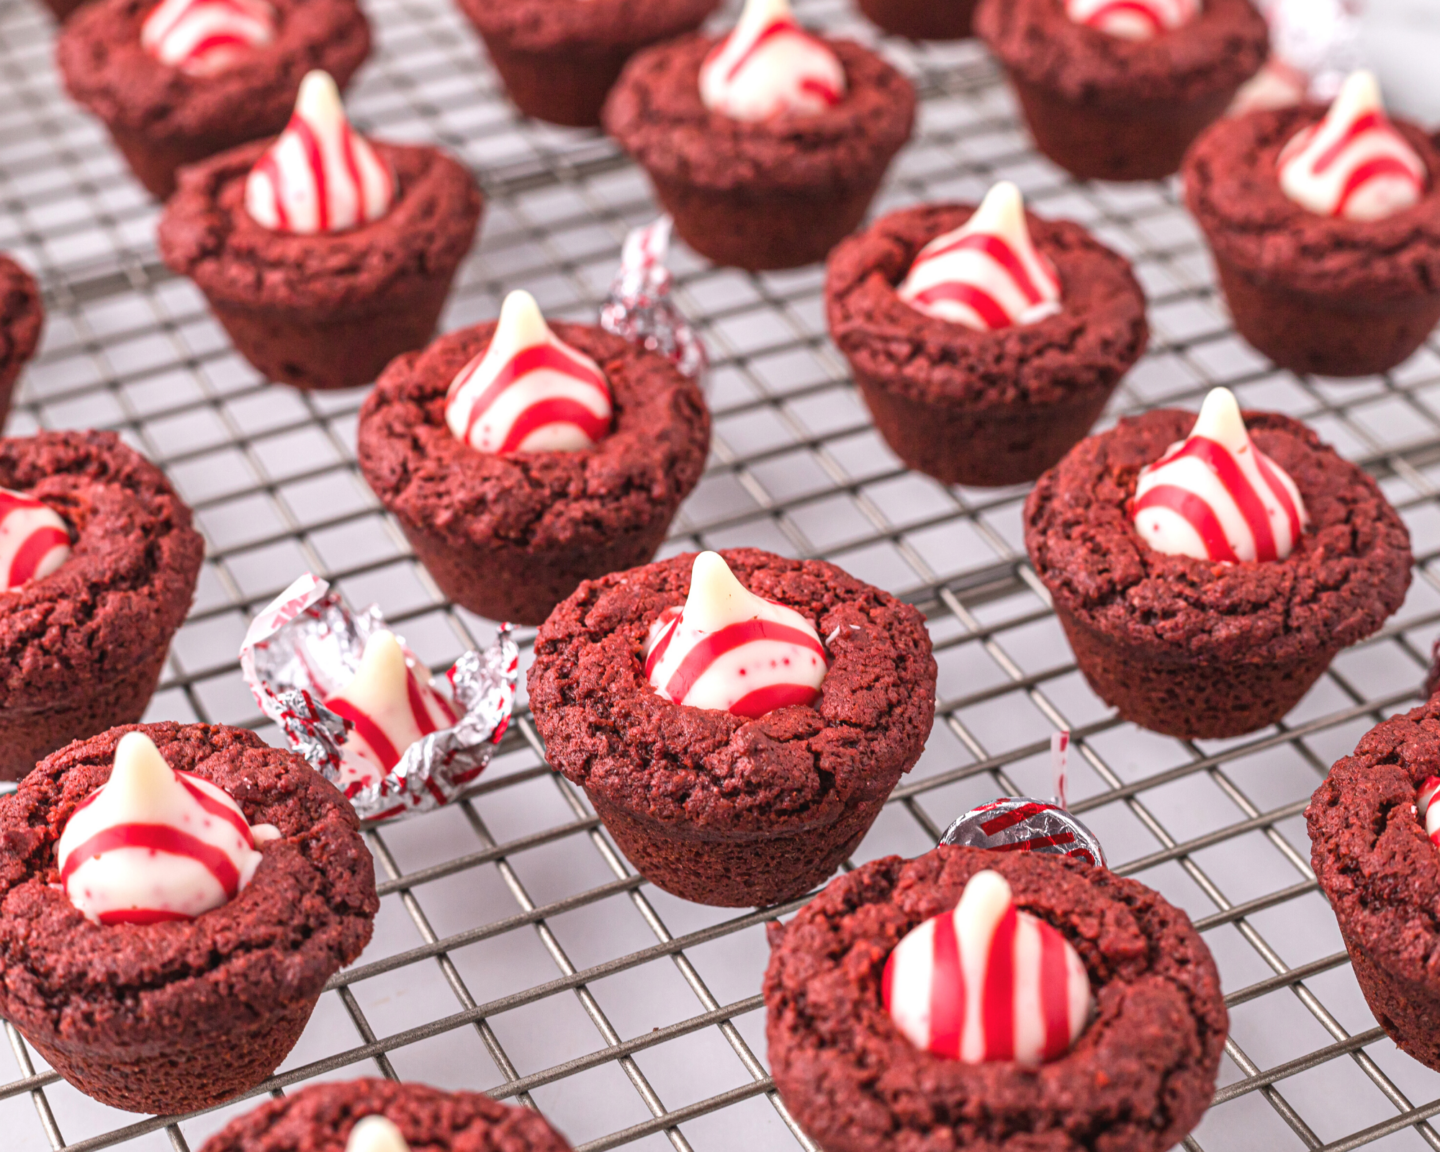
[346,1115,410,1152]
[111,731,175,793]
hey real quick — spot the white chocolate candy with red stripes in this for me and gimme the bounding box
[1133,388,1307,563]
[0,489,70,590]
[347,1116,410,1152]
[1278,71,1427,222]
[883,869,1092,1065]
[1419,776,1440,846]
[322,631,460,792]
[445,291,614,455]
[245,71,395,235]
[141,0,275,77]
[56,732,280,926]
[897,182,1062,332]
[644,551,827,718]
[699,0,846,122]
[1065,0,1198,41]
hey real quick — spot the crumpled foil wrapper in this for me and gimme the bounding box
[239,573,519,822]
[600,216,708,380]
[941,798,1107,868]
[1232,0,1364,113]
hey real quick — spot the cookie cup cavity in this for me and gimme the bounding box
[196,1078,576,1152]
[603,36,915,271]
[527,548,937,907]
[826,203,1148,487]
[764,847,1228,1152]
[975,0,1267,181]
[0,256,43,430]
[455,0,719,127]
[158,140,482,390]
[357,323,710,627]
[1307,700,1440,1071]
[1025,410,1412,738]
[0,722,378,1114]
[0,432,203,780]
[1185,107,1440,378]
[856,0,977,41]
[57,0,371,199]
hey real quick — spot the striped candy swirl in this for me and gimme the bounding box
[446,291,614,455]
[57,732,279,925]
[1133,388,1307,563]
[0,488,70,591]
[883,870,1092,1065]
[898,182,1061,332]
[245,71,395,235]
[1065,0,1198,40]
[323,631,460,794]
[699,0,845,122]
[645,552,827,718]
[141,0,275,77]
[1278,71,1426,222]
[1419,776,1440,847]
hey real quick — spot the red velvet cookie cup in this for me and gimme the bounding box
[0,431,203,780]
[198,1079,577,1152]
[855,0,977,41]
[765,847,1228,1152]
[826,203,1149,487]
[1025,409,1412,739]
[604,36,916,271]
[0,722,378,1115]
[57,0,370,200]
[527,548,937,907]
[157,139,482,391]
[0,255,44,430]
[1308,700,1440,1072]
[975,0,1267,182]
[454,0,720,128]
[357,322,710,626]
[1184,106,1440,379]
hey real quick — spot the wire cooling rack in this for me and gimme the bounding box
[3,0,1440,1148]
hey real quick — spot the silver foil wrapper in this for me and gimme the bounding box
[240,573,519,822]
[941,798,1106,868]
[599,216,708,380]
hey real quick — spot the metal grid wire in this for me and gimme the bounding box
[3,0,1440,1148]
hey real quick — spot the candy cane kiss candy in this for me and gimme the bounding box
[1418,775,1440,847]
[1065,0,1199,41]
[445,291,614,454]
[644,551,828,718]
[883,869,1092,1064]
[245,71,396,235]
[56,732,281,925]
[347,1116,410,1152]
[323,630,461,792]
[1133,387,1307,563]
[897,182,1062,332]
[141,0,276,77]
[0,488,70,590]
[1278,71,1427,222]
[699,0,846,122]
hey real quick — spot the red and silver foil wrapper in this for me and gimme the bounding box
[941,798,1106,868]
[239,573,519,822]
[599,216,708,380]
[1232,0,1363,113]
